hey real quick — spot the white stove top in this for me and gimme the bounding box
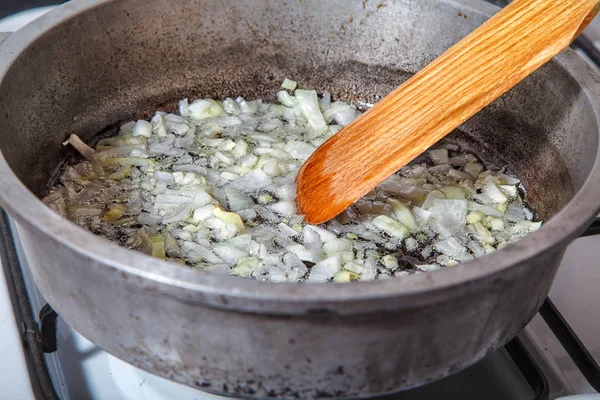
[0,251,35,399]
[1,5,600,400]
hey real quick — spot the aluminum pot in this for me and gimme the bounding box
[0,0,599,398]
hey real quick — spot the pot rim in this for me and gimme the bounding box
[0,0,599,315]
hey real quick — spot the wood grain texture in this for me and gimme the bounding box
[296,0,600,224]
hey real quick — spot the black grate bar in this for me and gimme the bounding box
[540,299,600,393]
[505,338,550,400]
[0,211,60,400]
[579,218,600,238]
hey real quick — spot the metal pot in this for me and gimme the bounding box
[0,0,599,398]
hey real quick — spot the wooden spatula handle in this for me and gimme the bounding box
[296,0,600,224]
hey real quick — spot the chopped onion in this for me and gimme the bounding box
[372,215,408,239]
[49,78,541,283]
[62,134,95,159]
[429,199,467,238]
[323,238,353,255]
[281,78,298,91]
[133,120,153,138]
[429,149,449,164]
[225,187,254,211]
[294,89,327,134]
[482,176,508,204]
[307,256,341,282]
[213,206,245,233]
[269,201,297,217]
[387,199,418,230]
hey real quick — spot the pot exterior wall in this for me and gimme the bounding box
[17,219,565,398]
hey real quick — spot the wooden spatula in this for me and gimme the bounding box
[296,0,600,224]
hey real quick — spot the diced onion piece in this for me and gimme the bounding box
[428,164,451,175]
[498,173,520,185]
[148,234,166,259]
[206,217,237,241]
[227,234,252,250]
[191,190,213,208]
[360,257,378,280]
[173,171,203,185]
[281,78,298,91]
[188,99,226,120]
[284,141,315,160]
[222,97,241,115]
[229,169,272,193]
[439,186,466,200]
[269,201,297,217]
[239,154,258,169]
[381,255,399,270]
[333,270,354,283]
[412,206,431,225]
[437,255,459,266]
[213,243,249,264]
[428,149,449,164]
[182,241,222,263]
[103,204,127,222]
[464,162,484,178]
[322,238,352,255]
[488,217,505,231]
[213,206,245,233]
[483,244,496,254]
[294,89,327,134]
[472,222,495,244]
[108,166,132,181]
[403,238,417,253]
[529,221,542,232]
[305,225,337,242]
[468,240,486,257]
[500,185,518,198]
[63,134,95,159]
[372,215,408,239]
[467,201,504,218]
[322,102,358,126]
[164,232,182,258]
[448,168,472,181]
[307,256,341,282]
[344,262,364,274]
[192,205,216,221]
[449,154,478,166]
[133,120,153,138]
[277,91,297,107]
[429,199,467,238]
[482,176,508,204]
[278,222,299,237]
[178,99,189,117]
[225,187,254,211]
[466,211,484,224]
[231,139,248,158]
[162,204,191,224]
[257,193,274,204]
[434,237,468,259]
[275,184,296,201]
[290,244,322,263]
[387,199,418,230]
[119,121,135,133]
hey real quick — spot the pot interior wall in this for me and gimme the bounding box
[0,0,596,220]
